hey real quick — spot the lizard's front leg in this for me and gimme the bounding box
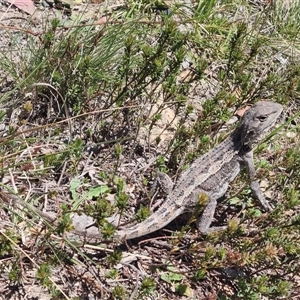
[242,150,273,211]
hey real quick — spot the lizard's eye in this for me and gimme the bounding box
[258,115,267,121]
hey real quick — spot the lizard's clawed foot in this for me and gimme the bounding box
[250,181,274,211]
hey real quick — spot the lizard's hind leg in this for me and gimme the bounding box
[196,197,227,234]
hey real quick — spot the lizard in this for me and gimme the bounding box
[112,101,283,239]
[0,101,283,242]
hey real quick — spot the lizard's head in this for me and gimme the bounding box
[239,101,283,147]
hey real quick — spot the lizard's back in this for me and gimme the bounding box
[115,135,241,240]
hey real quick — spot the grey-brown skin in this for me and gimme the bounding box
[114,101,283,240]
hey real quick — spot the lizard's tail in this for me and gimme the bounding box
[114,202,183,240]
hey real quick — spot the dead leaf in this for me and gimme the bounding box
[90,0,104,3]
[286,131,297,138]
[177,69,195,82]
[236,105,251,117]
[95,16,108,25]
[6,0,36,15]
